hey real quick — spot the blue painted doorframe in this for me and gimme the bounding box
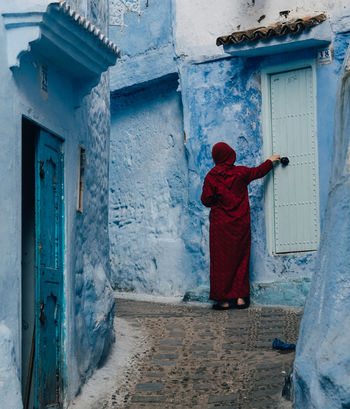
[34,129,64,409]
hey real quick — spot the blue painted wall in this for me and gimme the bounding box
[109,0,172,57]
[0,0,114,406]
[109,4,346,306]
[0,16,22,408]
[110,2,346,306]
[179,49,334,306]
[109,3,347,307]
[109,0,177,92]
[293,33,350,409]
[109,77,195,295]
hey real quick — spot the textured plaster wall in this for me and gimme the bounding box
[175,0,333,61]
[180,22,350,305]
[178,17,349,304]
[109,0,349,304]
[0,1,98,21]
[179,48,331,305]
[0,0,114,406]
[60,0,114,401]
[65,65,114,405]
[0,19,22,409]
[88,0,109,34]
[109,0,171,56]
[109,0,176,91]
[108,0,191,296]
[0,325,22,408]
[0,0,52,13]
[65,69,114,401]
[294,41,350,409]
[109,78,194,295]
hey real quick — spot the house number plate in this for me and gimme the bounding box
[317,47,333,65]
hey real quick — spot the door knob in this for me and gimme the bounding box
[281,157,289,166]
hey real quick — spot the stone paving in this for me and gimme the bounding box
[106,299,302,409]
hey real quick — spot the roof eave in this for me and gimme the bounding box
[217,15,332,58]
[2,1,120,76]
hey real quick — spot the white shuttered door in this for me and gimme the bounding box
[270,67,320,253]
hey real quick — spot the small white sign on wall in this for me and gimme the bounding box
[317,46,333,66]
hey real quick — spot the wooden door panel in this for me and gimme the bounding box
[270,67,319,253]
[35,130,63,409]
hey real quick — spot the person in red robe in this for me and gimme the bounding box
[201,142,280,310]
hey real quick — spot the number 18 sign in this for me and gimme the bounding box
[317,47,333,65]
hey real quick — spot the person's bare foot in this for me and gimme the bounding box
[237,298,245,306]
[212,301,231,310]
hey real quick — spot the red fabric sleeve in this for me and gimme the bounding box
[201,175,217,207]
[243,160,273,184]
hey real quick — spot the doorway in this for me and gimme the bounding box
[262,62,320,254]
[22,118,64,409]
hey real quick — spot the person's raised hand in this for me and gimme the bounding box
[268,155,281,163]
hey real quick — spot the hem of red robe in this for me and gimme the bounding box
[209,291,250,302]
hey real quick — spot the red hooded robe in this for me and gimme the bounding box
[201,142,273,301]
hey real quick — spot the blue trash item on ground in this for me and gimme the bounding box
[272,338,296,351]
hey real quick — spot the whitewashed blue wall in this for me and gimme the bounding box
[294,38,350,409]
[109,0,347,306]
[0,1,114,406]
[110,78,194,295]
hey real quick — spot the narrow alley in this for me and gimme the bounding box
[2,2,350,408]
[70,298,302,409]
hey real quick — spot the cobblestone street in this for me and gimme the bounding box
[84,298,302,409]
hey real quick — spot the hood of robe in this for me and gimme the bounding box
[210,143,238,190]
[212,142,236,166]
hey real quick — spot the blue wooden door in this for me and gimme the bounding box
[35,130,63,409]
[270,67,320,253]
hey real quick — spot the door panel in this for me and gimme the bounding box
[270,67,320,253]
[35,130,63,409]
